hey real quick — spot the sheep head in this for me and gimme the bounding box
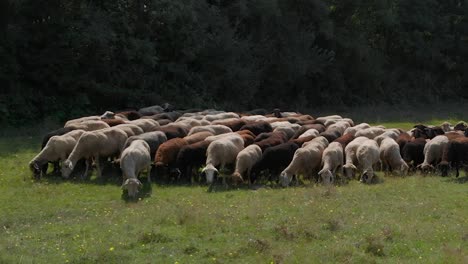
[279,171,292,187]
[202,164,218,184]
[29,160,42,179]
[400,162,409,176]
[343,164,357,180]
[122,178,142,198]
[61,160,74,178]
[318,169,334,185]
[360,169,374,184]
[231,172,244,184]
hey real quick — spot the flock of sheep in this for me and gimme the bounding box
[29,105,468,198]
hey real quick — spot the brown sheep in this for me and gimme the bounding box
[333,133,355,149]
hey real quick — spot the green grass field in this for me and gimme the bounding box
[0,121,467,263]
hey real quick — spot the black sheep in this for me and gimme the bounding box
[250,142,299,183]
[402,138,427,170]
[176,140,211,182]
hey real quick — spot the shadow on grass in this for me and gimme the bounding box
[444,176,468,184]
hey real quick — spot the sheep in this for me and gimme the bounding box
[114,124,145,137]
[156,119,173,126]
[254,131,288,151]
[176,140,212,182]
[293,124,326,138]
[232,144,262,184]
[154,138,189,170]
[183,131,215,144]
[454,122,467,131]
[290,135,316,146]
[439,137,468,177]
[127,119,160,132]
[62,128,128,179]
[239,121,273,136]
[318,142,344,185]
[315,115,342,123]
[203,112,240,122]
[40,127,76,174]
[138,105,165,116]
[176,118,211,128]
[279,136,329,187]
[355,139,380,184]
[417,135,449,172]
[402,138,427,170]
[343,137,370,180]
[187,125,233,136]
[333,133,355,149]
[115,110,142,120]
[379,138,409,176]
[158,124,190,139]
[242,109,269,116]
[64,116,101,127]
[30,130,86,179]
[123,131,167,158]
[326,121,351,134]
[319,129,342,143]
[273,126,296,140]
[202,134,244,185]
[241,115,268,122]
[250,142,300,183]
[212,118,247,131]
[144,112,182,122]
[355,127,386,139]
[298,128,319,138]
[101,118,126,127]
[343,123,371,136]
[396,132,412,156]
[120,140,152,198]
[66,120,110,131]
[100,111,115,119]
[374,130,400,146]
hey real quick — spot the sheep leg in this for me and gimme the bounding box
[82,159,91,180]
[95,156,102,178]
[147,165,152,183]
[221,165,228,188]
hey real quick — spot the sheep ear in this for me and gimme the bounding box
[350,164,357,171]
[122,179,130,189]
[318,168,325,175]
[33,162,40,170]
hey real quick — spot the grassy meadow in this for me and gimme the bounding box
[0,120,467,263]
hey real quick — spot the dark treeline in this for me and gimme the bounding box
[1,0,467,126]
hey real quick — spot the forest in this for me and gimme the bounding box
[1,0,467,126]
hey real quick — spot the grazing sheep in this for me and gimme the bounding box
[158,124,190,139]
[379,138,409,176]
[62,128,128,178]
[343,123,371,136]
[40,127,76,174]
[120,140,152,198]
[138,105,165,116]
[273,126,296,140]
[115,110,142,120]
[356,139,380,184]
[202,134,244,185]
[156,119,173,126]
[101,119,126,127]
[439,137,468,177]
[290,135,316,146]
[242,109,269,116]
[127,119,160,132]
[254,131,288,151]
[396,132,412,156]
[298,128,319,138]
[326,121,351,134]
[100,111,115,119]
[30,130,86,179]
[123,131,167,158]
[241,115,268,122]
[239,121,273,136]
[293,124,326,138]
[232,144,262,183]
[318,142,344,184]
[183,131,215,144]
[176,140,212,182]
[355,127,386,139]
[66,120,110,131]
[417,135,449,172]
[316,115,342,123]
[454,122,467,131]
[374,130,400,146]
[154,138,189,170]
[279,136,329,187]
[319,129,342,143]
[187,125,233,136]
[203,112,240,122]
[64,116,101,127]
[114,124,145,137]
[402,138,427,170]
[343,137,369,180]
[333,133,355,149]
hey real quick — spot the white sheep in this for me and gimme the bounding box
[64,116,101,127]
[343,123,371,136]
[343,136,369,179]
[355,127,386,139]
[66,120,110,131]
[187,125,233,136]
[316,115,343,124]
[279,136,329,187]
[202,134,244,185]
[120,140,152,198]
[356,139,380,184]
[127,119,160,132]
[62,127,128,179]
[29,130,86,178]
[441,122,452,132]
[241,115,268,122]
[114,124,145,137]
[374,130,400,146]
[379,138,409,176]
[417,135,449,172]
[203,112,239,122]
[326,121,351,134]
[318,142,344,185]
[298,128,319,138]
[232,144,262,184]
[176,118,211,127]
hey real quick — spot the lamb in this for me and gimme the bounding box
[232,144,262,184]
[239,121,273,136]
[279,136,329,187]
[202,134,244,185]
[318,142,344,185]
[343,123,371,136]
[417,135,449,172]
[343,137,370,180]
[183,131,215,144]
[401,138,427,170]
[30,130,86,179]
[254,131,288,151]
[356,139,380,184]
[127,119,160,132]
[62,128,128,178]
[123,131,168,158]
[114,124,145,137]
[187,125,233,136]
[66,120,110,131]
[120,140,152,198]
[379,138,409,176]
[355,127,386,139]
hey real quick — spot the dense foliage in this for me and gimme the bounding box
[1,0,467,125]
